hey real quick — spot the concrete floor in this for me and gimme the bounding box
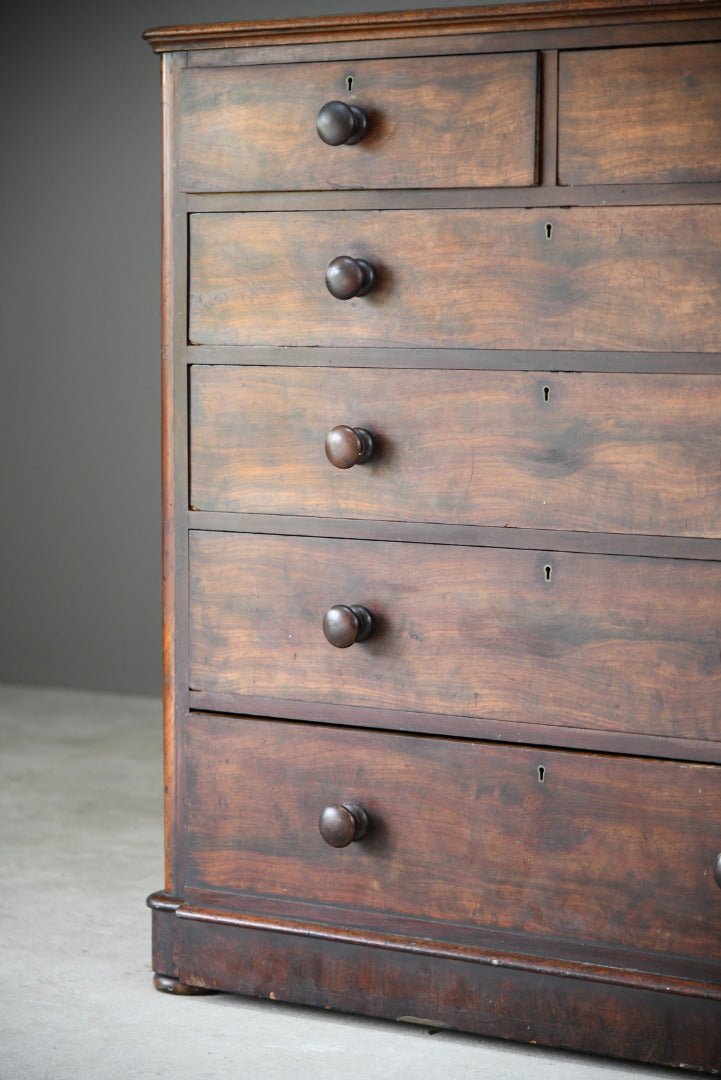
[0,682,684,1080]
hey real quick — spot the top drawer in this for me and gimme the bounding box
[178,52,539,192]
[558,42,721,186]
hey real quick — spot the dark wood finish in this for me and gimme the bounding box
[325,256,375,299]
[184,713,721,963]
[324,425,374,470]
[188,531,721,742]
[187,183,721,212]
[558,42,721,186]
[318,802,370,847]
[187,687,721,764]
[189,341,721,374]
[322,604,373,648]
[147,3,721,1068]
[316,101,368,146]
[178,52,538,192]
[188,510,721,563]
[158,52,188,898]
[150,909,721,1072]
[144,2,721,53]
[189,206,721,351]
[190,366,721,536]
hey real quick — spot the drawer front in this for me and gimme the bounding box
[185,712,721,963]
[188,206,721,352]
[190,366,721,538]
[179,52,538,192]
[558,42,721,186]
[188,531,721,742]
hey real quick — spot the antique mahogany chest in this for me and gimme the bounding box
[144,2,721,1069]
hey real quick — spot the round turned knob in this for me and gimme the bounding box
[322,604,373,648]
[325,425,374,469]
[319,802,369,847]
[714,852,721,889]
[326,256,375,300]
[316,101,368,146]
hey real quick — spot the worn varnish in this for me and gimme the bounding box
[179,52,539,192]
[188,530,721,741]
[558,42,721,186]
[147,3,721,1069]
[189,206,721,351]
[190,366,721,536]
[184,713,721,962]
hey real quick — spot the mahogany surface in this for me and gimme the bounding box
[558,41,721,186]
[179,52,539,192]
[188,530,721,741]
[190,365,721,536]
[189,206,721,351]
[146,2,721,1070]
[184,712,721,964]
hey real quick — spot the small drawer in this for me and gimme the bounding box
[190,366,721,538]
[188,206,721,352]
[188,531,721,743]
[184,712,721,965]
[178,52,539,192]
[558,42,721,186]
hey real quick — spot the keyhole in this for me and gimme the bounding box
[544,564,552,582]
[537,766,546,783]
[542,385,551,403]
[545,222,553,240]
[346,75,354,92]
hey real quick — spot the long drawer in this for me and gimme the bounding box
[190,366,721,537]
[179,52,539,192]
[184,712,721,965]
[188,531,721,742]
[188,206,721,352]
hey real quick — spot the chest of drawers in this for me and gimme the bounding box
[145,3,721,1070]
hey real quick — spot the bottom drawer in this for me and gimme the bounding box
[184,713,721,968]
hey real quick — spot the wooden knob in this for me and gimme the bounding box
[316,101,368,145]
[325,425,374,469]
[714,852,721,889]
[323,604,373,648]
[319,802,369,847]
[326,256,375,300]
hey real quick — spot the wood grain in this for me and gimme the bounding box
[144,2,721,53]
[559,42,721,185]
[179,52,538,192]
[189,206,721,351]
[189,366,721,537]
[174,915,721,1071]
[188,531,721,741]
[184,713,721,961]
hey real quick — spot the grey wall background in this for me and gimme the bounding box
[0,0,528,696]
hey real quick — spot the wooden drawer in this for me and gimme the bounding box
[188,206,721,352]
[184,712,721,965]
[188,531,721,742]
[190,366,721,538]
[558,42,721,186]
[178,52,539,192]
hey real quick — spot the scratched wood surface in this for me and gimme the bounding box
[188,531,721,741]
[190,366,721,537]
[188,206,721,351]
[184,712,721,960]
